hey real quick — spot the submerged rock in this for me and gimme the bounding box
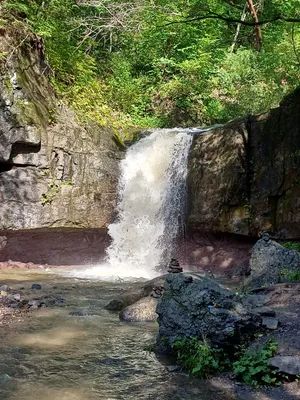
[245,235,300,289]
[105,275,166,311]
[0,285,10,293]
[119,296,158,322]
[31,284,42,290]
[156,273,262,353]
[28,300,40,310]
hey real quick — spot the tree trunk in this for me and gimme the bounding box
[247,0,262,50]
[230,2,247,53]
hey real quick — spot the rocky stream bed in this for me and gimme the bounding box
[1,238,300,400]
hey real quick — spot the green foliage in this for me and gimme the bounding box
[172,337,225,378]
[3,0,300,129]
[0,51,8,62]
[172,338,283,387]
[233,341,281,387]
[14,99,40,126]
[41,179,60,205]
[41,178,74,205]
[279,267,300,283]
[287,270,300,282]
[61,180,74,186]
[282,241,300,253]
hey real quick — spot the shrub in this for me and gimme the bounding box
[172,337,225,378]
[233,341,280,387]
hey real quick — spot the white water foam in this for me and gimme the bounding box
[68,129,193,280]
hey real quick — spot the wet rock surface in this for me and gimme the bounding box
[120,296,158,322]
[156,273,262,353]
[262,317,279,330]
[114,276,165,322]
[0,282,66,324]
[105,275,166,311]
[180,231,254,284]
[0,229,110,266]
[188,88,300,239]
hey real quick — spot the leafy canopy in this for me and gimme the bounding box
[3,0,300,129]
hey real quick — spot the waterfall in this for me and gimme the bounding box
[67,128,194,280]
[106,129,193,276]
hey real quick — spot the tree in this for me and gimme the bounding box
[3,0,300,129]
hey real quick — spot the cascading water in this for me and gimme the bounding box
[69,128,194,279]
[106,129,193,276]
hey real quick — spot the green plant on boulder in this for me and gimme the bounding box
[172,337,225,378]
[278,265,300,283]
[282,241,300,253]
[41,179,59,205]
[41,178,75,205]
[278,267,289,283]
[61,179,74,186]
[286,270,300,282]
[233,341,280,387]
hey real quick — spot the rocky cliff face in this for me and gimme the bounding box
[0,25,121,230]
[188,89,300,240]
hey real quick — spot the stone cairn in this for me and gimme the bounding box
[168,258,183,274]
[150,286,164,299]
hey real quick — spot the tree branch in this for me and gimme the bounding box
[160,13,300,28]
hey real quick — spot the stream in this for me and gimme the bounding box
[0,269,235,400]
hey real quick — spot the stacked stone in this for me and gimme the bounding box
[150,286,164,298]
[168,258,183,273]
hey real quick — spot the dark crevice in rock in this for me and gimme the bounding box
[268,195,280,233]
[11,141,41,157]
[0,142,42,172]
[0,162,13,173]
[0,161,38,171]
[12,163,38,168]
[243,115,253,233]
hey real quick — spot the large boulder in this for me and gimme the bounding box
[245,233,300,289]
[156,273,262,353]
[120,296,158,322]
[105,275,166,311]
[188,88,300,239]
[0,23,120,231]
